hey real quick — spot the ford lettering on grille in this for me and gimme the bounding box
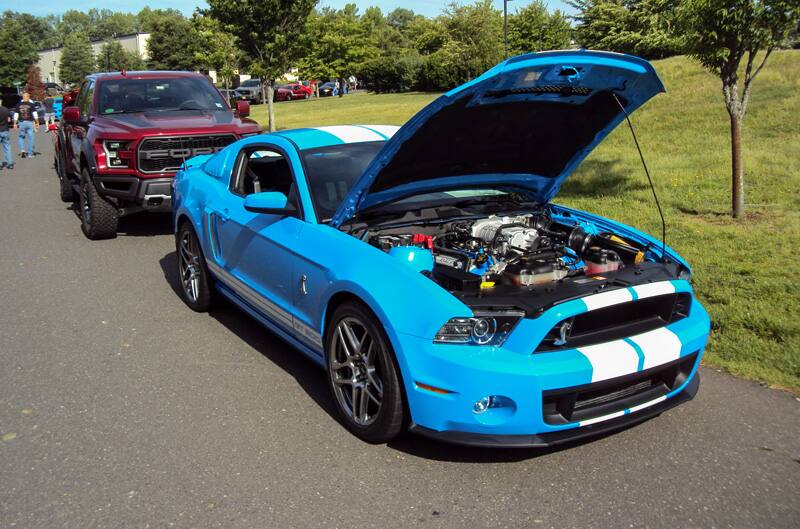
[138,135,237,174]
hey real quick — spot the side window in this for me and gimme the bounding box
[232,146,300,210]
[79,80,95,118]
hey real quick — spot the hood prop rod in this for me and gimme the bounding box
[612,93,667,263]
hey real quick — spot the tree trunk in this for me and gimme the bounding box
[729,112,744,218]
[267,82,276,133]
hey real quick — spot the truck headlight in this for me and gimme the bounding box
[103,140,131,168]
[434,311,524,346]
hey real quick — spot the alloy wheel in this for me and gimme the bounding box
[330,317,384,426]
[178,230,202,303]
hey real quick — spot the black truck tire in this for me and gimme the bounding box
[56,153,75,203]
[79,168,118,240]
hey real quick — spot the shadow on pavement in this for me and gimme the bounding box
[67,205,173,237]
[158,251,338,422]
[157,250,649,463]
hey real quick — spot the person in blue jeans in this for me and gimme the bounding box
[14,92,39,158]
[0,99,13,169]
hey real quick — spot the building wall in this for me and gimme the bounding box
[38,33,150,86]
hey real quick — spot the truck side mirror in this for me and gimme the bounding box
[236,100,250,118]
[62,106,81,123]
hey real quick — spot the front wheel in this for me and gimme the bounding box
[176,221,215,312]
[79,168,118,239]
[326,302,406,443]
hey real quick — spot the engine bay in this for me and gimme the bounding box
[362,209,675,306]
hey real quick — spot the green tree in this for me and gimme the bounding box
[59,31,95,86]
[297,5,377,86]
[147,15,199,70]
[192,16,241,90]
[97,40,145,72]
[205,0,317,132]
[679,0,799,218]
[569,0,685,59]
[0,14,39,86]
[508,1,572,54]
[137,7,185,33]
[437,1,503,84]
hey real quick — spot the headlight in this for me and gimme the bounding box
[434,311,524,346]
[678,267,692,283]
[103,140,131,168]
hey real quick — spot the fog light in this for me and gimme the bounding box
[473,396,495,414]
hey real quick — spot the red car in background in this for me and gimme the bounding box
[283,83,313,100]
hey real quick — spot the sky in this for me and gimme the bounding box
[28,0,575,18]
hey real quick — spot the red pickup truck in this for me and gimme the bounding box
[54,71,261,239]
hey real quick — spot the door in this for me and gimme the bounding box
[67,80,93,175]
[209,144,304,334]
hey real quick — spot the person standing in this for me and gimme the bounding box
[14,92,39,158]
[0,99,13,170]
[43,97,56,127]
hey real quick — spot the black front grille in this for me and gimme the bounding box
[536,292,691,353]
[137,135,236,174]
[542,352,698,425]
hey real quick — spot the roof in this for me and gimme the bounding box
[274,125,400,150]
[86,71,206,82]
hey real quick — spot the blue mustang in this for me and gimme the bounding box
[172,51,710,447]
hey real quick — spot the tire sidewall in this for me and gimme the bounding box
[176,221,213,312]
[325,302,406,443]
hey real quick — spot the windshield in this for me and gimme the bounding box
[301,141,385,221]
[241,79,260,87]
[97,77,228,114]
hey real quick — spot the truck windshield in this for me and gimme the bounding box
[97,77,228,114]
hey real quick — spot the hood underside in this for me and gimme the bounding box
[331,50,665,227]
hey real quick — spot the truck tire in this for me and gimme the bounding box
[55,152,75,203]
[79,168,118,240]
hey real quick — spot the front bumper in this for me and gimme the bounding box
[93,175,172,210]
[410,368,699,448]
[395,282,710,445]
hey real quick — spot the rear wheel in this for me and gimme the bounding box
[55,150,75,203]
[176,221,215,312]
[326,302,406,443]
[79,168,118,239]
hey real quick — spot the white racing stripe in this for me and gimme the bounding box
[360,125,400,138]
[632,281,676,300]
[580,410,625,426]
[578,340,640,383]
[629,327,682,370]
[314,125,385,144]
[581,288,634,311]
[628,395,667,414]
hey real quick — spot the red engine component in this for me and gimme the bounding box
[412,233,434,249]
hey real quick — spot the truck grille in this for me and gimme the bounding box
[542,352,698,425]
[535,292,691,353]
[137,134,237,174]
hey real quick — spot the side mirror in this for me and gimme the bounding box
[236,100,250,117]
[62,106,81,123]
[244,191,294,215]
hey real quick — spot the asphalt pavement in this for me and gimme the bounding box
[1,136,798,529]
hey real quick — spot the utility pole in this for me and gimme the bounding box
[504,0,513,59]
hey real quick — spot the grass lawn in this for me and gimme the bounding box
[250,51,800,393]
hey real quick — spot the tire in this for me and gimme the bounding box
[55,151,75,203]
[326,302,406,443]
[176,221,215,312]
[78,168,118,240]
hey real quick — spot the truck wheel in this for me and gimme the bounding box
[79,168,118,240]
[326,302,407,443]
[176,221,215,312]
[55,153,75,203]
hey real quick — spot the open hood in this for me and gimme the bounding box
[330,50,664,227]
